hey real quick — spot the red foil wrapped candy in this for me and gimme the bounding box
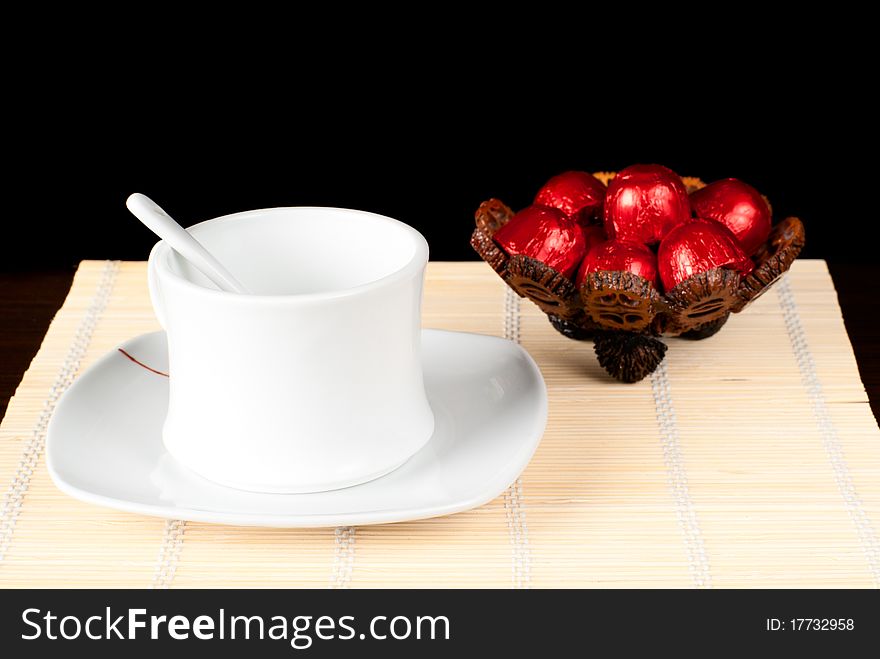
[604,164,691,245]
[690,178,772,255]
[469,168,806,383]
[535,171,606,227]
[658,218,754,291]
[493,204,587,279]
[576,239,658,288]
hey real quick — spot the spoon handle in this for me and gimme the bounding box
[126,193,250,294]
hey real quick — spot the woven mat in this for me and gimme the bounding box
[1,260,878,588]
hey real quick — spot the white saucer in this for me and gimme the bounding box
[46,330,547,527]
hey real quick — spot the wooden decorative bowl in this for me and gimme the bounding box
[470,173,806,382]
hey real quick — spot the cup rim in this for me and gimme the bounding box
[149,206,430,302]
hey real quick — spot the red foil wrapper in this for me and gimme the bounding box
[658,219,754,291]
[576,239,659,287]
[603,164,691,245]
[494,205,587,279]
[535,171,606,227]
[690,178,772,255]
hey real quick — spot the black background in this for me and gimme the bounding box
[6,41,876,272]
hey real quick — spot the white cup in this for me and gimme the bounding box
[147,207,435,493]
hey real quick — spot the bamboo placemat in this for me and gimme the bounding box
[1,260,878,588]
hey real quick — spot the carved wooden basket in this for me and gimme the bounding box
[470,173,806,382]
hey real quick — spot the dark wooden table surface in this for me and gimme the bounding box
[1,265,878,423]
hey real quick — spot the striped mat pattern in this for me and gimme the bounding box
[0,260,878,588]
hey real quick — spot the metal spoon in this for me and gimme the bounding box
[126,193,250,294]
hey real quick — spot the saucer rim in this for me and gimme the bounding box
[46,329,548,527]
